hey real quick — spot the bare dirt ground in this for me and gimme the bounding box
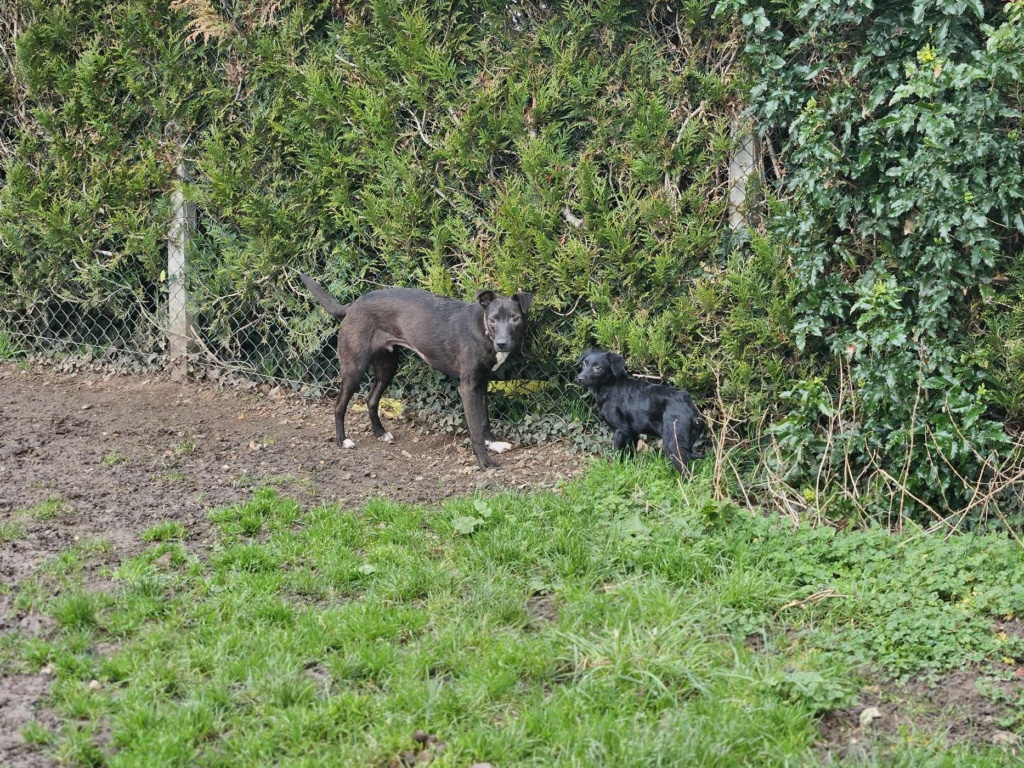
[0,363,586,581]
[0,362,586,766]
[818,660,1024,758]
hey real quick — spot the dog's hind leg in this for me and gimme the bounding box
[366,349,400,443]
[334,378,362,449]
[664,416,693,476]
[333,385,359,448]
[334,343,370,449]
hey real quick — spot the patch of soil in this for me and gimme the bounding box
[0,675,52,768]
[817,664,1024,761]
[0,363,586,578]
[0,362,586,768]
[526,594,559,626]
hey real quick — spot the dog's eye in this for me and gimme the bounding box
[511,315,521,324]
[488,317,496,325]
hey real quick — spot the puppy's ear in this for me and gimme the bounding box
[609,353,627,378]
[476,290,496,309]
[513,292,534,313]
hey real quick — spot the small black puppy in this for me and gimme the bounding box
[577,349,706,475]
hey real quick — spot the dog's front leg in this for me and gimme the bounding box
[459,379,494,468]
[483,412,495,444]
[482,410,512,455]
[612,430,638,456]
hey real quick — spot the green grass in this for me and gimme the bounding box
[18,496,73,520]
[4,461,1024,766]
[141,522,188,542]
[173,438,195,456]
[0,330,22,361]
[101,452,127,467]
[0,521,24,542]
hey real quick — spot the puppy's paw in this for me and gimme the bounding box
[485,440,512,454]
[378,432,394,444]
[342,438,356,449]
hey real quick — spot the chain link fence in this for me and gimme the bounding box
[1,125,763,447]
[0,265,168,374]
[0,229,596,447]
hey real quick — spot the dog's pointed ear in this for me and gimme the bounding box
[476,290,496,309]
[609,353,627,378]
[514,292,534,313]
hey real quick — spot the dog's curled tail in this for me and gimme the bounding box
[300,273,350,319]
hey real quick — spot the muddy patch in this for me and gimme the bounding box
[0,674,53,768]
[0,364,586,582]
[526,594,559,626]
[817,665,1024,760]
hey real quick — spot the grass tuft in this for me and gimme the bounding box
[50,591,100,631]
[141,521,188,542]
[19,496,73,520]
[0,521,24,542]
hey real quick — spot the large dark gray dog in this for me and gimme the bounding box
[301,274,534,468]
[577,349,706,475]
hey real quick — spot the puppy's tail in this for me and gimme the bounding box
[300,273,350,319]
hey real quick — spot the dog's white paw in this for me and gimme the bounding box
[378,432,394,444]
[342,438,356,449]
[486,440,512,454]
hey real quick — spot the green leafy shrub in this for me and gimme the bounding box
[722,0,1024,524]
[2,0,799,431]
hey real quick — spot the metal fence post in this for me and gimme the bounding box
[167,161,195,378]
[728,120,759,231]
